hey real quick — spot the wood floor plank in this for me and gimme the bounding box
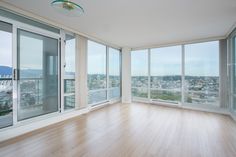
[0,103,236,157]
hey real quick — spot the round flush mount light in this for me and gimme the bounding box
[51,0,84,17]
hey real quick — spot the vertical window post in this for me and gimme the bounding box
[181,44,185,106]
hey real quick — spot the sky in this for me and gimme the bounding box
[1,29,219,77]
[131,41,219,77]
[87,40,120,75]
[87,40,107,74]
[0,31,12,67]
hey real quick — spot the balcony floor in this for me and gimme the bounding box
[0,103,236,157]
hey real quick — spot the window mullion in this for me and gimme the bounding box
[148,48,151,101]
[181,45,185,106]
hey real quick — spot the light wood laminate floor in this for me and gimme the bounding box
[0,103,236,157]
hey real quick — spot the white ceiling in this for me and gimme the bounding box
[2,0,236,48]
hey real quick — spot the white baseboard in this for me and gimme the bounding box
[0,107,90,142]
[134,99,231,116]
[91,99,121,111]
[181,105,230,115]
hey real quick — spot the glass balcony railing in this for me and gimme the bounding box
[88,87,121,105]
[64,78,75,109]
[88,89,107,105]
[19,78,44,109]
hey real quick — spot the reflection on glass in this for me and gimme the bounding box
[185,41,219,106]
[87,40,107,104]
[0,22,13,128]
[17,29,59,120]
[64,34,76,110]
[131,50,148,98]
[109,48,121,99]
[150,46,182,103]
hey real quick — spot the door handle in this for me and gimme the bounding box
[13,69,19,80]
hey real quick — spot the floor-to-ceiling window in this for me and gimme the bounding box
[131,49,149,99]
[0,8,122,130]
[228,30,236,113]
[131,41,220,107]
[87,41,121,105]
[184,41,219,106]
[64,33,76,110]
[108,48,121,99]
[234,37,236,111]
[150,46,182,103]
[0,21,13,128]
[87,40,107,105]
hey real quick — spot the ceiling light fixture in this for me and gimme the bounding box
[51,0,84,16]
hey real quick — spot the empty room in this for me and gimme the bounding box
[0,0,236,157]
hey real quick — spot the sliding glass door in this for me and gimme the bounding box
[0,21,13,128]
[17,29,59,120]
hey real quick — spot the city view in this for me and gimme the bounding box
[87,74,121,104]
[0,71,121,116]
[132,75,219,105]
[0,65,12,120]
[0,68,219,120]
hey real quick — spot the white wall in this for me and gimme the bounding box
[121,48,132,103]
[77,35,88,109]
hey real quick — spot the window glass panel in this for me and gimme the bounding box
[131,50,148,98]
[132,88,148,98]
[87,40,107,104]
[0,22,13,128]
[150,46,182,102]
[109,88,120,99]
[109,48,120,88]
[109,48,121,99]
[64,79,75,93]
[65,34,76,77]
[64,34,76,110]
[17,30,59,120]
[64,95,75,110]
[88,90,107,104]
[184,41,219,106]
[233,37,236,111]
